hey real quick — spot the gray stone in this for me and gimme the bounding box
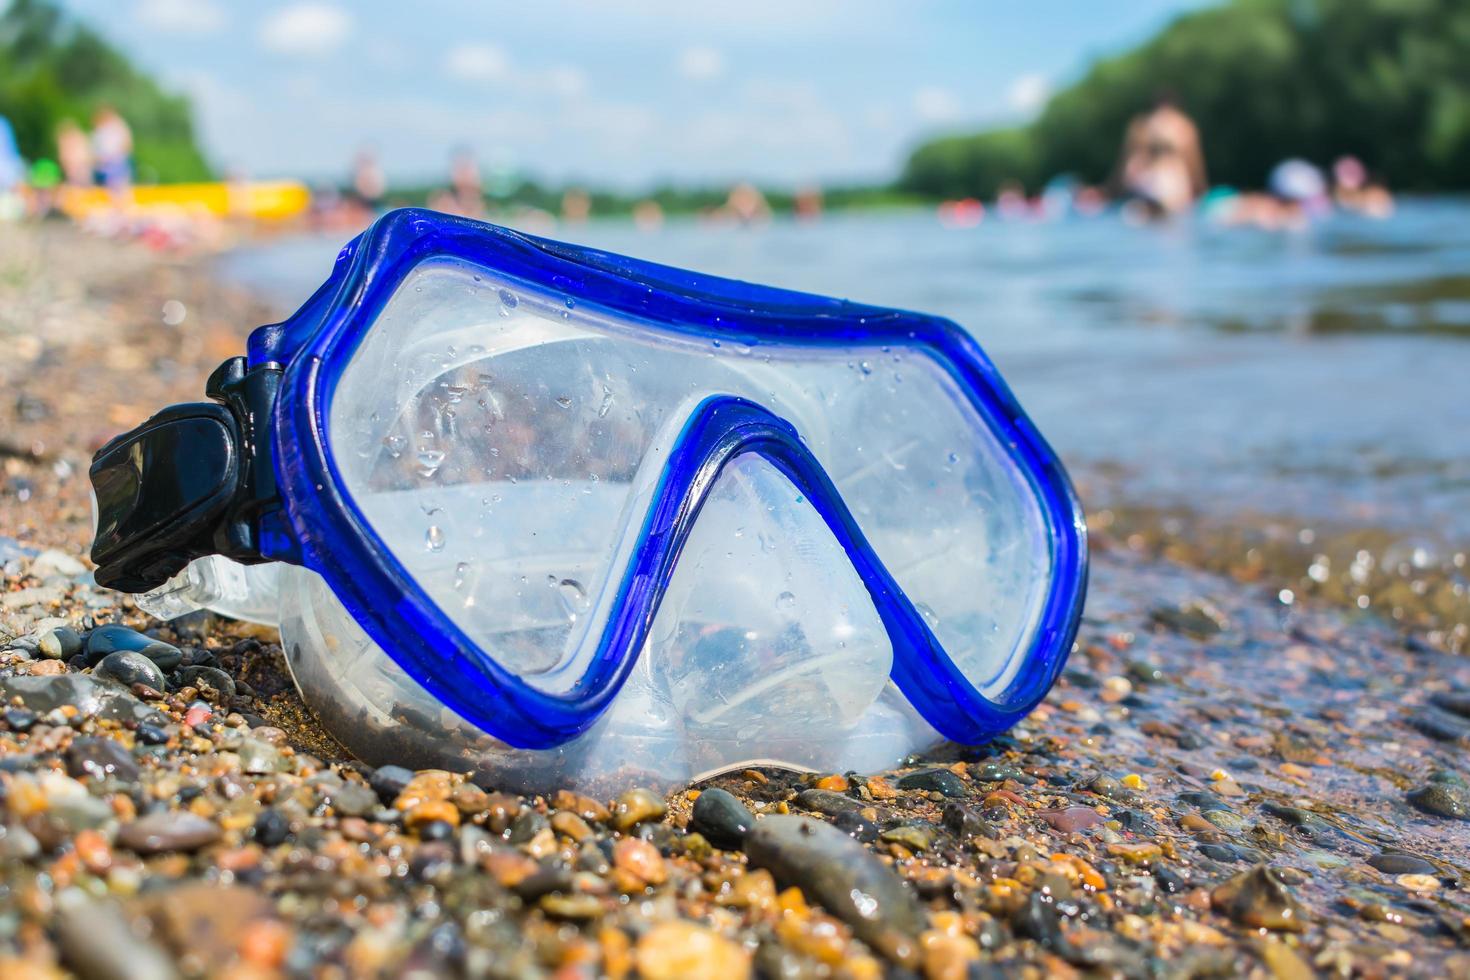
[93,651,167,692]
[745,815,925,960]
[56,897,179,980]
[0,673,162,724]
[117,810,221,853]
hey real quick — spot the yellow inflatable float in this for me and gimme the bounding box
[58,180,311,222]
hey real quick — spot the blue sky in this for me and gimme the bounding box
[63,0,1213,188]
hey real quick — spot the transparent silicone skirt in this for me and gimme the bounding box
[138,211,1086,794]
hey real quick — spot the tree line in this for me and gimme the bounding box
[901,0,1470,199]
[0,0,211,183]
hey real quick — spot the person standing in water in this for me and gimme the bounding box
[1116,93,1207,217]
[91,106,133,191]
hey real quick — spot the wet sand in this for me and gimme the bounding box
[1,224,1469,977]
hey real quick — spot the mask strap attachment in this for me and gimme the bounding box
[89,356,284,593]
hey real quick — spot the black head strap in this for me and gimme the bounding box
[89,357,282,593]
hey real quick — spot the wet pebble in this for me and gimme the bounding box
[1407,782,1470,820]
[253,808,292,847]
[236,738,287,775]
[1368,852,1437,876]
[689,788,753,849]
[93,650,166,692]
[65,736,139,782]
[85,625,182,670]
[896,767,968,797]
[369,764,415,803]
[117,810,222,853]
[611,787,666,831]
[175,665,235,698]
[1038,805,1104,834]
[942,800,995,839]
[37,626,81,660]
[635,920,750,980]
[831,809,881,842]
[745,815,924,964]
[1210,865,1306,932]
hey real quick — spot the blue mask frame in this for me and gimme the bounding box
[246,209,1087,750]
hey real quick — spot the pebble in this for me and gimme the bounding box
[611,787,666,831]
[0,672,159,724]
[1038,806,1104,834]
[117,811,222,853]
[65,736,140,782]
[881,824,935,851]
[1407,782,1470,819]
[1211,865,1306,932]
[253,808,292,847]
[175,665,235,698]
[689,788,754,849]
[613,837,667,887]
[941,801,994,839]
[55,898,178,980]
[93,650,166,692]
[37,626,81,659]
[236,738,287,774]
[635,921,750,980]
[896,767,969,797]
[1367,852,1437,875]
[745,815,924,964]
[85,625,182,670]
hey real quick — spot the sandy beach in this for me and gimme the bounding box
[2,224,1470,977]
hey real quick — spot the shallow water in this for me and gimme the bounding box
[224,201,1470,552]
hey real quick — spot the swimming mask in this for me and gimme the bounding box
[89,209,1086,792]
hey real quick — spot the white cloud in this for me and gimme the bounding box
[259,3,352,57]
[445,42,510,82]
[676,45,726,81]
[1007,73,1051,114]
[913,86,963,124]
[545,65,587,99]
[137,0,225,35]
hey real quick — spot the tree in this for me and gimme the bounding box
[0,0,212,182]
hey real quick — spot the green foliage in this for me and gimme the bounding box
[0,0,212,182]
[900,0,1470,197]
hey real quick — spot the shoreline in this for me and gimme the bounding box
[1,225,1469,975]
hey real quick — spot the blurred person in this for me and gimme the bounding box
[719,181,770,225]
[1116,93,1206,218]
[937,197,984,228]
[0,115,23,221]
[350,147,386,213]
[994,180,1030,220]
[1332,155,1393,218]
[561,187,591,223]
[448,147,485,218]
[91,106,133,191]
[793,184,824,222]
[56,119,92,187]
[632,198,664,232]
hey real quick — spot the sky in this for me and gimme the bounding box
[63,0,1215,189]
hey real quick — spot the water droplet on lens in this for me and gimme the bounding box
[497,288,518,314]
[454,561,472,590]
[416,448,446,478]
[916,601,940,627]
[382,434,405,459]
[555,396,572,409]
[776,591,796,610]
[947,452,960,465]
[597,384,614,418]
[425,525,446,551]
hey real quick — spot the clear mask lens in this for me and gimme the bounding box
[326,258,1053,706]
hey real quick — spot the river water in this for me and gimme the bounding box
[225,201,1470,551]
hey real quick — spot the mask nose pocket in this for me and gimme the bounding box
[646,452,894,773]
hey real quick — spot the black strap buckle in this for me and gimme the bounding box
[89,357,282,593]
